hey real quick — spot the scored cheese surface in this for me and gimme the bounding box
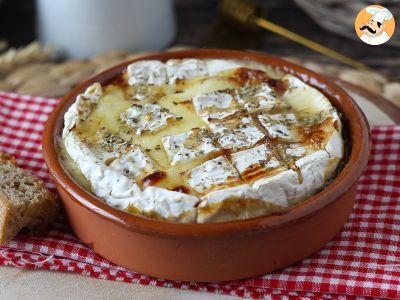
[60,58,344,223]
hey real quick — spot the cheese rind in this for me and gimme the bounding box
[127,60,167,86]
[109,147,156,179]
[201,184,258,205]
[192,91,240,123]
[64,132,141,208]
[265,124,292,139]
[166,59,208,84]
[64,132,199,221]
[196,184,259,223]
[120,104,175,135]
[127,59,244,87]
[137,187,198,222]
[161,127,219,166]
[258,113,297,140]
[294,150,331,200]
[210,117,265,151]
[185,156,241,193]
[206,59,242,76]
[261,113,297,123]
[252,169,298,207]
[63,83,102,136]
[285,145,307,157]
[231,144,270,174]
[231,144,280,181]
[325,130,343,158]
[89,131,156,179]
[235,84,277,112]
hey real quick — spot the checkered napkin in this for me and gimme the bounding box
[0,91,399,299]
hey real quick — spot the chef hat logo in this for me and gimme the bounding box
[355,5,395,46]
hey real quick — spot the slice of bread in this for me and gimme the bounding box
[0,152,58,245]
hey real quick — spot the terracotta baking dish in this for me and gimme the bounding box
[42,49,371,282]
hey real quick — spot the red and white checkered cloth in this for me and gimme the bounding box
[0,91,399,299]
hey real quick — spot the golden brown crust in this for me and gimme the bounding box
[0,152,16,166]
[0,195,11,244]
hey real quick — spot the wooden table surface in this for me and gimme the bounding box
[1,0,399,80]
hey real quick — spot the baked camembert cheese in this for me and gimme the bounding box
[61,58,344,223]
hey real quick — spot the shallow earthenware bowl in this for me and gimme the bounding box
[42,49,371,282]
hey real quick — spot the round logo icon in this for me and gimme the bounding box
[355,5,395,46]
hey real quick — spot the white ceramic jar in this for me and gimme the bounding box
[36,0,176,58]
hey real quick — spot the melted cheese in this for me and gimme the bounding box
[206,59,242,76]
[62,58,344,223]
[282,74,332,117]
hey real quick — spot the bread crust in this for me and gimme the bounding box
[0,152,16,165]
[0,152,58,245]
[0,196,11,244]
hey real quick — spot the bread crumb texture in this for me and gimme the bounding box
[0,153,58,245]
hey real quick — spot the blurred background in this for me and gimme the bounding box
[0,0,399,121]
